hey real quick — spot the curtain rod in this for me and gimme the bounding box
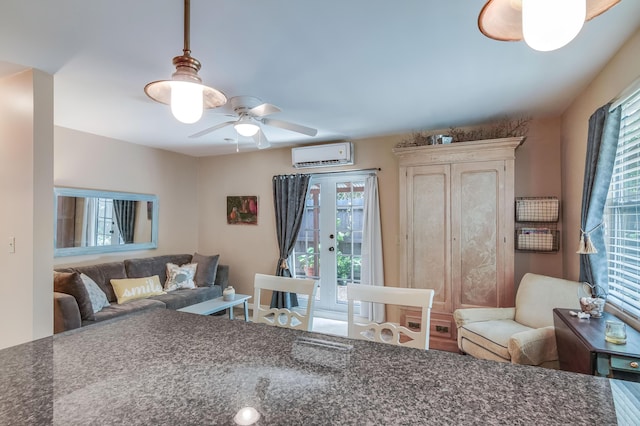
[610,76,640,111]
[309,167,381,177]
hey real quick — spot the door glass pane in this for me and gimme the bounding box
[293,176,367,313]
[336,181,364,304]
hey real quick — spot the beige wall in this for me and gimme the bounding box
[514,117,564,285]
[53,128,200,267]
[561,28,640,281]
[196,136,402,297]
[196,120,562,298]
[0,69,53,350]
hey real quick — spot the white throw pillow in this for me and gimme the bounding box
[164,263,197,291]
[80,273,110,313]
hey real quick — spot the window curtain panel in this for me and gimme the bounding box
[113,200,137,244]
[578,103,622,297]
[271,174,311,308]
[360,175,385,322]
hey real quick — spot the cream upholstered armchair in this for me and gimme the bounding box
[454,273,582,368]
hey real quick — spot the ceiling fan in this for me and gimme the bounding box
[189,96,318,149]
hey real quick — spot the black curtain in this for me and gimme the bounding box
[578,103,621,297]
[113,200,137,244]
[271,174,311,308]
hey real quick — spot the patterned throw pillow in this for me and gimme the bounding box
[164,263,197,292]
[80,273,110,313]
[111,276,165,304]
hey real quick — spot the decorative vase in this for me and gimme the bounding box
[223,286,235,301]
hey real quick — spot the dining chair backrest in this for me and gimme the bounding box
[253,273,319,331]
[347,284,435,350]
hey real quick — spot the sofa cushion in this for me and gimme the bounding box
[111,276,165,304]
[214,264,229,288]
[71,261,128,303]
[124,254,193,284]
[514,273,582,329]
[164,263,197,291]
[80,273,110,313]
[87,297,166,325]
[192,253,220,287]
[149,286,221,310]
[459,319,532,361]
[54,292,82,333]
[54,271,95,321]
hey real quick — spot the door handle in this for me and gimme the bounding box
[328,247,335,252]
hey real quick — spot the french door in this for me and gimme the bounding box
[293,173,366,315]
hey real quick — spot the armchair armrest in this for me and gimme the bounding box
[453,307,516,328]
[508,325,557,366]
[54,291,81,333]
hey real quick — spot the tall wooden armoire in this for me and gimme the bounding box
[393,137,524,351]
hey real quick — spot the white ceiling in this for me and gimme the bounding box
[1,1,639,157]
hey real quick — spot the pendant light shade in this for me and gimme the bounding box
[144,0,226,123]
[478,0,620,51]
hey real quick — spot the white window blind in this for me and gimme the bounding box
[605,87,640,319]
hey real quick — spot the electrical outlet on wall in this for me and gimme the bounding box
[8,237,15,253]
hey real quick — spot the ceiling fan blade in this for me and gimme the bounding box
[261,118,318,137]
[253,128,271,149]
[249,103,281,117]
[189,121,235,138]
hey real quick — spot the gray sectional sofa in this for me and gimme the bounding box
[53,253,229,333]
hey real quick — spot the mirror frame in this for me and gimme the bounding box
[54,187,159,257]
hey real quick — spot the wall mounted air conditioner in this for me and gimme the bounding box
[291,142,354,168]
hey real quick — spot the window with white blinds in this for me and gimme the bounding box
[604,87,640,319]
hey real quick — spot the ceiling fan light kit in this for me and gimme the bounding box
[144,0,226,123]
[234,116,260,137]
[478,0,620,51]
[190,96,318,150]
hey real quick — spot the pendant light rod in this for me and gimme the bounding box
[183,0,191,56]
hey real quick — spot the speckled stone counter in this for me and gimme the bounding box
[0,309,624,425]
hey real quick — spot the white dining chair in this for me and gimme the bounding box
[347,284,435,350]
[253,273,319,331]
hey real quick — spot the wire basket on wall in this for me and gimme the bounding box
[515,197,560,253]
[515,197,559,222]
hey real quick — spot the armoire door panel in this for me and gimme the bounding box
[407,165,451,313]
[452,161,505,309]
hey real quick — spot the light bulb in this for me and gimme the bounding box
[234,119,260,137]
[522,0,586,52]
[170,80,204,124]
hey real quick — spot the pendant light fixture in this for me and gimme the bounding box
[145,0,227,123]
[478,0,620,52]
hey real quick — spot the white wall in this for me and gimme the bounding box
[53,128,200,267]
[0,69,53,349]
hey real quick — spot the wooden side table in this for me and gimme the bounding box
[553,308,640,382]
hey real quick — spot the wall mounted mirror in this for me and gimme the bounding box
[54,187,158,257]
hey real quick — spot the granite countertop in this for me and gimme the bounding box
[0,309,623,425]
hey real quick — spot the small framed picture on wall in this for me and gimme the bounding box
[227,196,258,225]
